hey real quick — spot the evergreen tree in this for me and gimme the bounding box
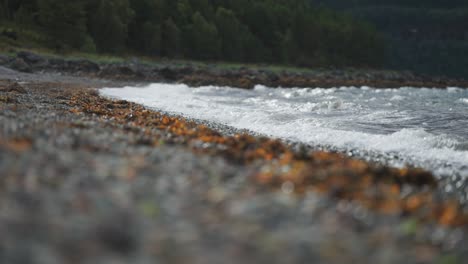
[88,0,134,53]
[141,21,162,55]
[37,0,88,50]
[161,18,181,57]
[127,0,164,53]
[3,0,387,68]
[215,7,244,61]
[186,12,220,60]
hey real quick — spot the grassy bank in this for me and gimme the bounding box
[1,46,327,75]
[0,21,372,76]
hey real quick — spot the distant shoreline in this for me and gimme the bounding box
[1,50,468,89]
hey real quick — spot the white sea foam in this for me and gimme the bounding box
[101,83,468,177]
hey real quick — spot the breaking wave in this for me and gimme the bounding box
[101,83,468,177]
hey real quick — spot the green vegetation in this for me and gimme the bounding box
[310,0,468,77]
[0,0,383,68]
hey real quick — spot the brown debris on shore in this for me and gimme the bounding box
[66,88,468,227]
[2,77,468,263]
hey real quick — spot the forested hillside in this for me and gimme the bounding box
[0,0,383,68]
[4,0,465,77]
[310,0,468,77]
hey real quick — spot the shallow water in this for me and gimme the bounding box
[100,84,468,178]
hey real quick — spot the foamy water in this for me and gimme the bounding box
[100,84,468,178]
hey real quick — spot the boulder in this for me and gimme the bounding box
[115,65,136,76]
[48,58,67,69]
[159,67,178,81]
[17,51,45,64]
[8,58,32,73]
[261,70,279,82]
[178,66,194,76]
[73,59,100,73]
[99,64,144,79]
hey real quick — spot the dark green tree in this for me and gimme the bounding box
[127,0,164,53]
[37,0,88,50]
[215,7,244,61]
[140,21,162,55]
[0,0,28,21]
[161,18,181,57]
[185,12,220,60]
[4,0,387,69]
[0,0,12,21]
[88,0,134,53]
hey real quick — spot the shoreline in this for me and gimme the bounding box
[1,68,468,262]
[2,51,468,89]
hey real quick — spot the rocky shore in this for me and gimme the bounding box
[2,51,468,89]
[0,59,467,263]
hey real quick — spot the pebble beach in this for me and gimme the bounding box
[1,57,467,263]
